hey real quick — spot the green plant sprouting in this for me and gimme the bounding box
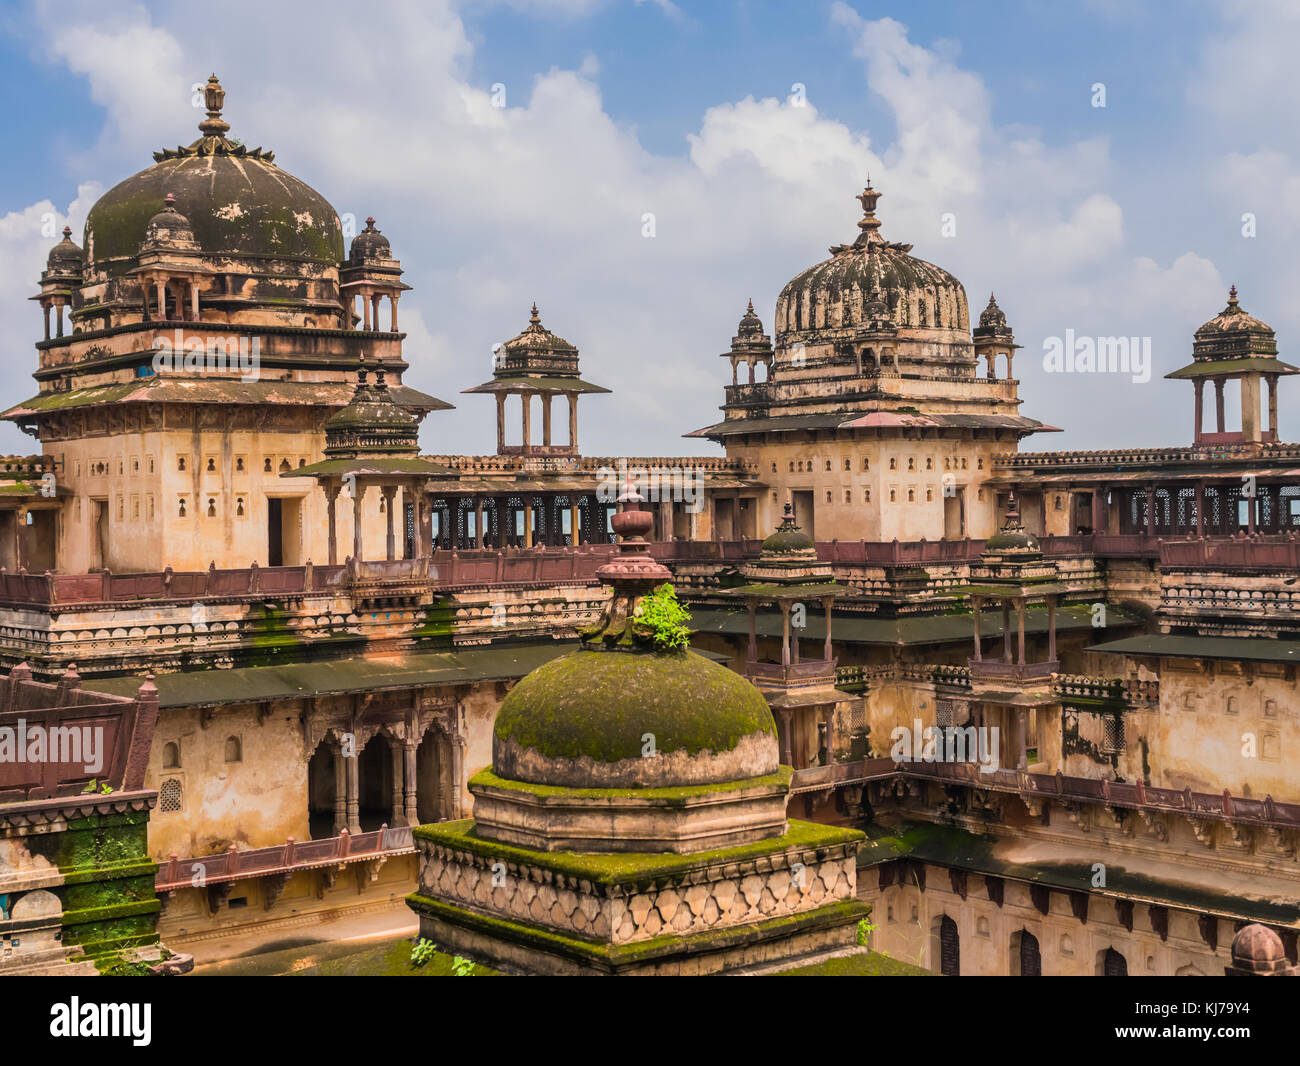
[637,582,692,650]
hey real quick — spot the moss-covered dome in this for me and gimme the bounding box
[46,226,83,271]
[761,504,815,554]
[493,645,777,788]
[83,79,343,273]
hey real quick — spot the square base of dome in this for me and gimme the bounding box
[407,818,866,976]
[468,768,793,854]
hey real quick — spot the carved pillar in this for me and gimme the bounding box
[325,483,340,565]
[403,740,418,827]
[1194,378,1204,442]
[542,394,552,448]
[1002,601,1012,662]
[451,736,466,820]
[781,602,791,668]
[42,303,51,341]
[658,498,672,542]
[413,495,425,558]
[570,504,581,546]
[567,393,578,451]
[390,292,399,332]
[390,740,404,827]
[345,749,361,834]
[1267,374,1279,437]
[332,744,347,836]
[352,482,364,562]
[362,288,372,331]
[495,392,506,454]
[1016,709,1027,771]
[524,499,534,548]
[823,706,836,765]
[521,391,532,454]
[971,596,982,661]
[475,497,485,549]
[1214,377,1226,433]
[1017,601,1026,665]
[779,709,794,766]
[155,280,167,322]
[189,280,200,320]
[382,486,397,560]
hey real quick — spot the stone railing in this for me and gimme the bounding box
[1160,534,1300,570]
[992,441,1300,469]
[431,544,618,587]
[155,825,414,893]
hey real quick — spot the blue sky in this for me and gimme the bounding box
[0,0,1296,456]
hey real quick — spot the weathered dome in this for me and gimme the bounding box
[775,183,969,341]
[492,646,778,788]
[83,78,343,273]
[760,504,815,555]
[492,500,777,789]
[1192,286,1278,359]
[323,362,421,458]
[349,217,391,263]
[46,227,83,270]
[974,293,1013,341]
[1230,923,1288,974]
[140,195,199,251]
[984,525,1040,553]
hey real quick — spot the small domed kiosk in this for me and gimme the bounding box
[407,492,869,975]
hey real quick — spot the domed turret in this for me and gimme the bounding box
[45,227,83,275]
[140,194,200,253]
[322,360,421,459]
[1192,285,1278,359]
[348,216,392,264]
[760,503,816,556]
[775,182,970,344]
[1226,923,1296,976]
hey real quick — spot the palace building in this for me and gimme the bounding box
[1,78,1297,976]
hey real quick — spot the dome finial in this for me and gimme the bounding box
[198,74,230,138]
[1228,284,1239,307]
[62,225,71,239]
[530,302,540,326]
[855,180,883,245]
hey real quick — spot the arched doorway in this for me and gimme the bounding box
[937,914,960,976]
[307,740,341,839]
[1011,929,1041,976]
[416,729,447,825]
[357,734,397,832]
[1099,946,1128,976]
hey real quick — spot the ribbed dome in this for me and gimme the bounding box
[141,195,199,251]
[83,79,343,273]
[1192,286,1278,359]
[761,504,815,555]
[775,183,969,341]
[323,362,420,458]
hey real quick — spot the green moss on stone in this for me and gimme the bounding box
[469,766,793,805]
[493,647,775,763]
[413,817,862,887]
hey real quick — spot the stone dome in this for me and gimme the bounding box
[760,504,815,555]
[974,293,1013,341]
[492,645,779,789]
[323,361,421,458]
[46,227,83,271]
[83,77,343,274]
[492,500,777,789]
[349,217,392,263]
[140,195,199,252]
[775,183,969,342]
[1192,286,1278,359]
[1229,923,1289,974]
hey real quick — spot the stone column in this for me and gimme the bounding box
[403,741,418,827]
[747,601,758,662]
[658,498,672,541]
[542,394,552,448]
[345,750,361,834]
[13,508,24,571]
[567,393,578,450]
[524,499,534,548]
[823,706,836,765]
[1214,377,1226,433]
[1047,597,1057,662]
[413,495,425,557]
[495,392,506,453]
[1194,378,1204,441]
[372,294,382,332]
[1091,487,1106,534]
[390,293,399,332]
[570,503,581,545]
[42,303,51,341]
[190,280,200,320]
[1002,601,1012,662]
[155,280,167,322]
[1017,601,1026,665]
[451,736,466,819]
[362,289,372,331]
[326,482,340,565]
[1016,709,1028,770]
[382,486,397,560]
[822,597,833,662]
[1268,375,1279,437]
[390,741,404,827]
[781,602,791,668]
[352,483,364,562]
[475,497,485,549]
[521,392,532,454]
[779,709,794,766]
[332,745,347,835]
[971,596,982,661]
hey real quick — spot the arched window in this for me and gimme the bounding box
[1100,947,1128,976]
[162,741,180,769]
[1012,930,1041,976]
[224,736,242,763]
[938,915,960,976]
[177,456,186,471]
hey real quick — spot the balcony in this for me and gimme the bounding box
[969,658,1059,684]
